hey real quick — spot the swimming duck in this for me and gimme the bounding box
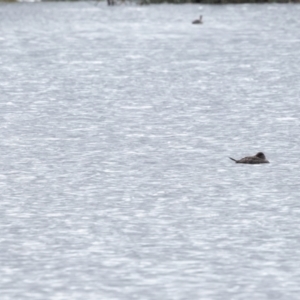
[192,15,203,25]
[229,152,269,164]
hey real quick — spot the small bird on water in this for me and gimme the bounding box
[192,15,203,25]
[229,152,270,164]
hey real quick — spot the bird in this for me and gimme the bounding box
[229,152,270,164]
[192,15,203,25]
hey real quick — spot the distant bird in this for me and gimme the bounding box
[192,15,203,25]
[229,152,270,164]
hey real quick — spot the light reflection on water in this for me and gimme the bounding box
[0,2,300,299]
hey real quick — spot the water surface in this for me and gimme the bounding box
[1,2,300,299]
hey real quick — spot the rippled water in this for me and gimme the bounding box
[1,2,300,299]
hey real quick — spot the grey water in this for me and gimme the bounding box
[1,2,300,299]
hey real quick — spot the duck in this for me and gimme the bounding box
[192,15,203,25]
[229,152,270,164]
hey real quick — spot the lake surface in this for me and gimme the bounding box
[1,2,300,299]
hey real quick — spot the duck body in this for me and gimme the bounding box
[229,152,269,164]
[192,15,203,24]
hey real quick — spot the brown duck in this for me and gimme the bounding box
[192,15,203,25]
[229,152,269,164]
